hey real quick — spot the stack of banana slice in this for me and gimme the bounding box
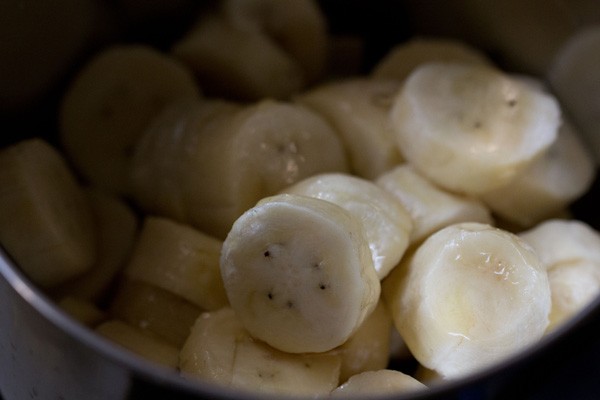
[1,0,599,397]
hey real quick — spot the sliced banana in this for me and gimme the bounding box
[376,164,493,245]
[59,44,200,195]
[371,36,493,82]
[330,369,427,397]
[109,279,202,347]
[328,299,392,383]
[0,138,95,288]
[481,117,595,228]
[296,78,404,179]
[52,188,138,303]
[282,173,412,280]
[180,307,342,395]
[130,99,349,239]
[383,222,550,379]
[390,62,561,195]
[220,193,380,353]
[124,216,229,311]
[58,296,107,328]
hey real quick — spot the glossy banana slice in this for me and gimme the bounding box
[52,188,138,303]
[330,369,427,397]
[376,164,492,245]
[59,44,200,195]
[481,117,595,228]
[220,193,380,353]
[130,99,349,239]
[124,216,229,311]
[296,78,403,179]
[282,173,412,279]
[383,222,550,379]
[179,307,342,396]
[371,37,492,82]
[0,138,95,287]
[390,62,561,195]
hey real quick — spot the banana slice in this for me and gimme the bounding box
[0,138,95,288]
[52,188,139,303]
[180,307,342,395]
[220,193,380,354]
[330,369,427,397]
[390,62,561,195]
[59,44,200,195]
[328,299,392,383]
[296,78,404,179]
[96,320,180,368]
[282,173,412,280]
[109,279,202,347]
[383,222,550,379]
[481,117,596,228]
[58,296,107,327]
[130,99,349,239]
[124,216,229,311]
[371,36,493,82]
[547,26,600,164]
[376,164,493,245]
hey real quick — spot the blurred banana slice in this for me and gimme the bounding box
[330,369,427,397]
[371,37,493,82]
[59,45,200,195]
[519,219,600,331]
[58,296,107,328]
[130,99,349,239]
[376,164,492,245]
[0,138,95,287]
[282,173,412,280]
[383,222,550,379]
[390,62,561,195]
[180,307,341,395]
[124,216,228,311]
[220,193,380,354]
[296,78,404,179]
[172,0,327,100]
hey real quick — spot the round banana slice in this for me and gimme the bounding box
[330,369,427,397]
[59,44,200,195]
[376,164,492,245]
[282,173,412,280]
[383,222,550,379]
[220,193,380,354]
[296,78,404,179]
[390,62,561,195]
[0,138,95,288]
[371,36,493,82]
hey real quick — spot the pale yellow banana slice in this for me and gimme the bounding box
[96,320,180,368]
[59,44,200,195]
[0,138,95,288]
[390,62,561,195]
[383,222,550,379]
[376,164,493,245]
[109,279,202,347]
[124,216,229,311]
[371,36,493,82]
[130,99,349,239]
[220,193,380,353]
[481,117,595,228]
[328,299,392,383]
[282,173,412,280]
[547,26,600,164]
[52,188,138,303]
[330,369,427,397]
[180,307,342,395]
[296,78,404,179]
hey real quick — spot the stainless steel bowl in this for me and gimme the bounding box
[2,1,600,399]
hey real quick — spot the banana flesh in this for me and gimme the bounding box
[220,193,380,353]
[330,369,427,397]
[383,222,551,379]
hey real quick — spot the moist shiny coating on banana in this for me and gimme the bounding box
[220,193,380,354]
